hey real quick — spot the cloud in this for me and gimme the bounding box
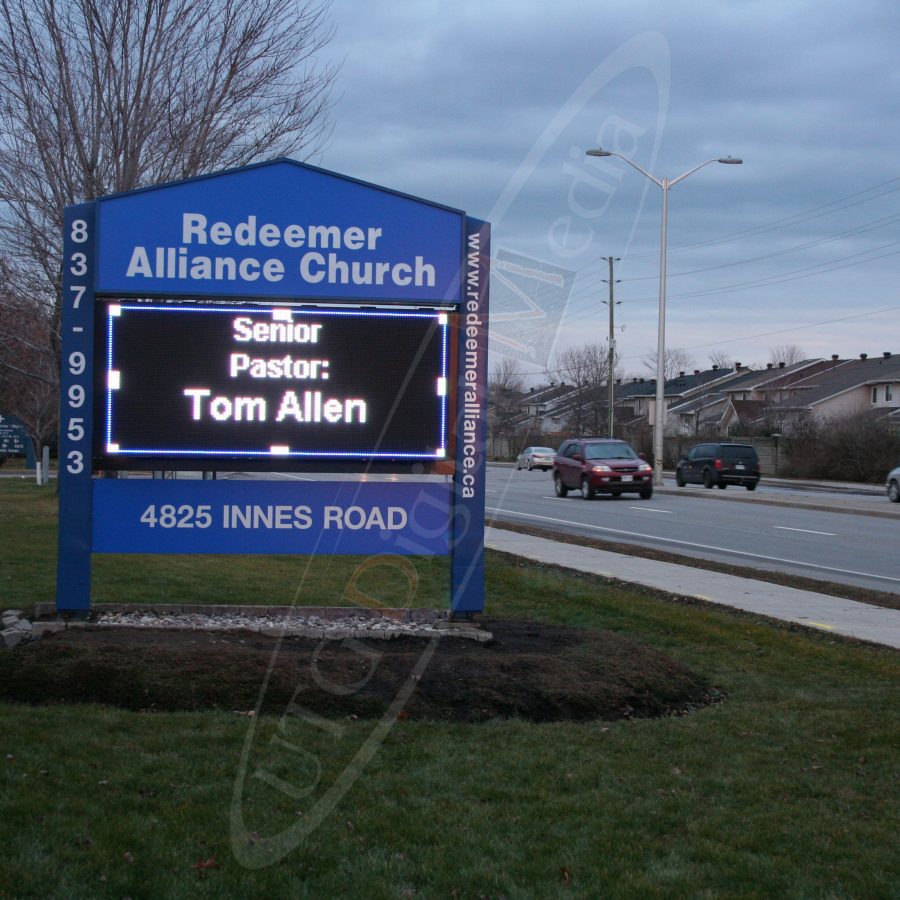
[319,1,900,375]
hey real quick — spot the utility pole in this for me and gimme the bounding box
[601,257,621,438]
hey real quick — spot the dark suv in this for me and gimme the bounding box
[553,438,654,500]
[675,442,760,490]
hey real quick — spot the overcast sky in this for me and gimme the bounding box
[316,1,900,380]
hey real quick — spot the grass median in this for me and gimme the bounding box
[1,479,898,897]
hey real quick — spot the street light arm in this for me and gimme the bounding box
[667,158,722,188]
[586,148,663,188]
[587,149,742,189]
[668,157,742,187]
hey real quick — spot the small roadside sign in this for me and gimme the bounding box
[0,414,35,467]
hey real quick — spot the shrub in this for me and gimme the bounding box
[780,414,900,482]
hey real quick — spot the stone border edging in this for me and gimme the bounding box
[7,605,492,647]
[32,602,447,622]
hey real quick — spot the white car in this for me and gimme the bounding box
[887,465,900,503]
[516,446,556,471]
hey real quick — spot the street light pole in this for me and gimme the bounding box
[601,255,620,438]
[586,148,742,485]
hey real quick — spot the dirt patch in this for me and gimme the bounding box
[0,620,721,723]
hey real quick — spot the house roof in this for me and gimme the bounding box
[729,399,768,421]
[767,354,900,411]
[720,359,831,394]
[663,367,741,394]
[613,378,658,399]
[668,391,732,415]
[517,383,576,407]
[609,367,743,400]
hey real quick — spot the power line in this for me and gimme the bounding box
[490,172,900,362]
[627,175,900,258]
[499,238,900,345]
[624,213,900,282]
[506,233,898,339]
[677,305,900,355]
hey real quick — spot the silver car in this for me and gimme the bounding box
[887,466,900,503]
[516,446,556,471]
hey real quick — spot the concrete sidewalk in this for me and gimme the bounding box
[485,526,900,650]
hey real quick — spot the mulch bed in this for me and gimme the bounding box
[0,619,722,722]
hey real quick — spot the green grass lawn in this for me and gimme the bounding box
[1,480,898,897]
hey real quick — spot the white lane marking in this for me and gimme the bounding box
[539,498,673,512]
[773,526,837,536]
[230,471,314,481]
[485,507,900,586]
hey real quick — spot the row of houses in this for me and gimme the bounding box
[489,352,900,456]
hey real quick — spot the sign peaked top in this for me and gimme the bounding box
[94,158,466,302]
[97,157,466,214]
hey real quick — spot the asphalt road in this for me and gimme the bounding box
[487,466,900,594]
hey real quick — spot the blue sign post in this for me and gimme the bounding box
[56,159,489,617]
[451,218,490,615]
[57,202,97,612]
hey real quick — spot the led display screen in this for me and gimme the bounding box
[93,301,453,470]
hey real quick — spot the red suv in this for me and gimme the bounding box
[553,438,654,500]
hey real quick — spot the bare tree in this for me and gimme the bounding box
[0,279,57,448]
[0,0,338,441]
[708,350,735,370]
[488,357,526,453]
[767,343,805,367]
[555,341,614,435]
[642,347,696,381]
